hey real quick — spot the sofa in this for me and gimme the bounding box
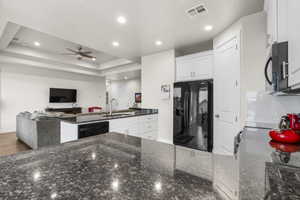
[16,112,61,149]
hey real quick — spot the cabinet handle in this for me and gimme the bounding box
[282,61,289,79]
[190,72,196,77]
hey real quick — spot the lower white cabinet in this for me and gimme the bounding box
[60,114,158,143]
[109,114,158,140]
[176,146,213,181]
[60,121,78,143]
[213,155,239,200]
[109,117,139,136]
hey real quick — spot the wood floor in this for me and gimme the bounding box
[0,132,31,157]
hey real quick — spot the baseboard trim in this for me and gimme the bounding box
[0,132,16,135]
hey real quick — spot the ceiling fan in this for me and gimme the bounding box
[62,46,96,61]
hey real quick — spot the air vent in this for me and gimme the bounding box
[186,4,207,18]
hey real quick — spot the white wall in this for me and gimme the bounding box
[0,64,106,133]
[247,91,300,125]
[109,78,141,110]
[141,50,175,144]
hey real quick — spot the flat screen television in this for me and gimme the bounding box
[49,88,77,103]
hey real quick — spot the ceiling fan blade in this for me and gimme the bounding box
[82,54,94,58]
[66,48,79,53]
[61,53,77,55]
[80,51,92,54]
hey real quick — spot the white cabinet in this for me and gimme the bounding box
[138,114,158,140]
[175,51,213,82]
[288,0,300,88]
[213,12,266,156]
[176,146,213,181]
[109,117,139,136]
[109,114,158,140]
[214,37,240,156]
[60,122,78,143]
[265,0,300,88]
[265,0,288,45]
[213,155,239,200]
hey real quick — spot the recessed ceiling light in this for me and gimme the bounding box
[117,16,127,24]
[204,25,213,31]
[92,57,96,61]
[51,193,58,199]
[155,40,163,46]
[124,76,128,80]
[34,41,41,46]
[112,41,120,47]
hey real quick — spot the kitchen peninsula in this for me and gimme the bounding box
[60,108,158,143]
[0,133,219,200]
[16,109,158,149]
[2,124,300,199]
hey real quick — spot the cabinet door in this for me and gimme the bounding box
[176,52,213,82]
[109,117,139,136]
[214,37,240,155]
[266,0,288,44]
[277,0,288,42]
[190,56,213,80]
[176,59,190,81]
[213,155,239,200]
[288,0,300,88]
[60,122,78,143]
[266,0,277,44]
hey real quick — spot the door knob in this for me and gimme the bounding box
[215,114,220,118]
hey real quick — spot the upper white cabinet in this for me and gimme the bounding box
[288,0,300,88]
[265,0,288,44]
[265,0,300,89]
[175,51,213,82]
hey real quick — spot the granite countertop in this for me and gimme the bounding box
[0,133,219,200]
[59,109,158,124]
[239,126,300,200]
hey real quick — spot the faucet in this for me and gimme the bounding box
[109,98,117,115]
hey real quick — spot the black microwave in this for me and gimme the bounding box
[265,42,288,92]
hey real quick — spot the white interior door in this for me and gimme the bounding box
[214,37,240,155]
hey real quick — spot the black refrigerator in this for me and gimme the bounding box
[173,80,213,152]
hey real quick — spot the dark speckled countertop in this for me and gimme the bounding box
[0,133,219,200]
[239,126,300,200]
[59,109,158,124]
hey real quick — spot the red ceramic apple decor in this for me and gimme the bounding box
[269,114,300,144]
[269,130,300,144]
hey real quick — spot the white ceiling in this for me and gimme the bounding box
[0,23,140,78]
[13,27,117,65]
[1,0,264,60]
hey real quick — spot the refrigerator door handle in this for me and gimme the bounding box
[184,92,189,128]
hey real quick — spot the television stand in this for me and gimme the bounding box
[45,107,82,114]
